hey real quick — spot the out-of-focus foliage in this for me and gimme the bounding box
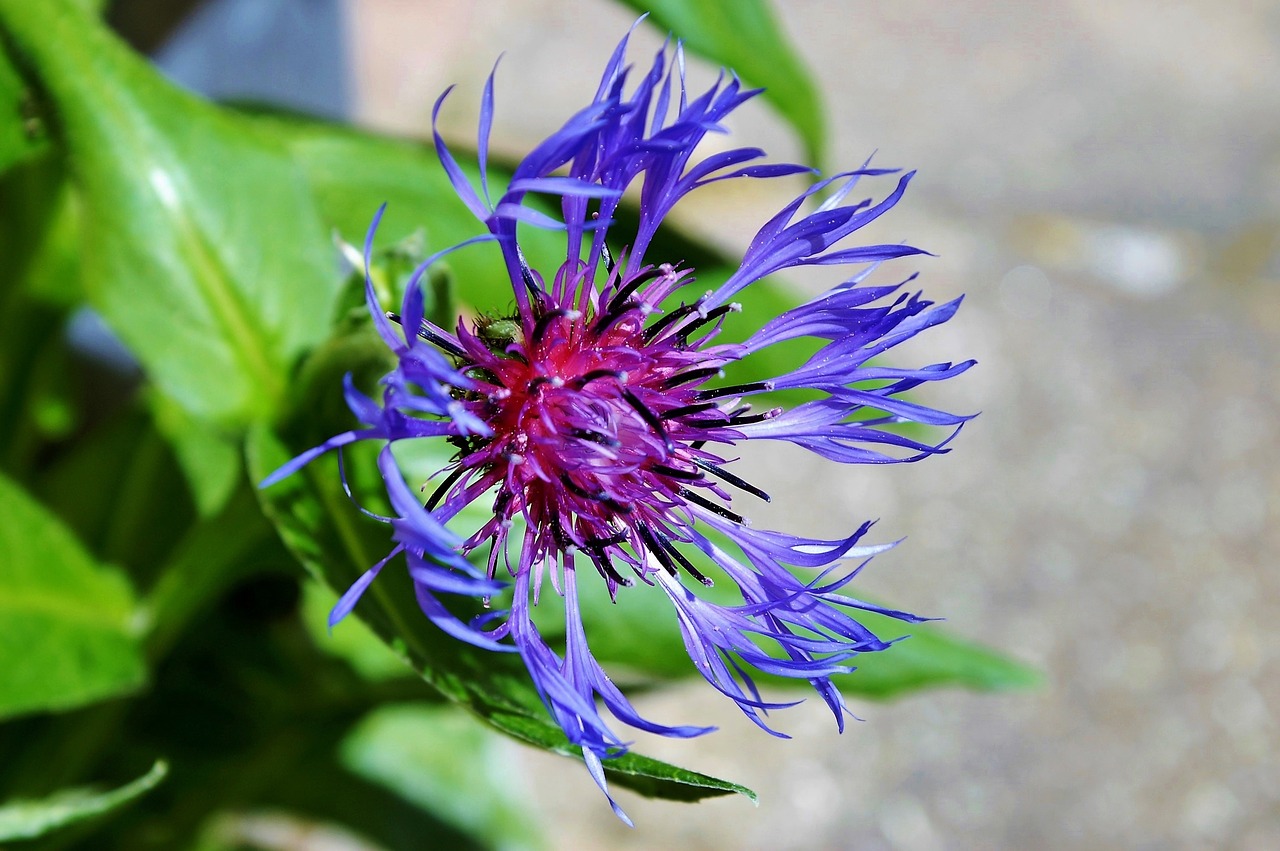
[0,761,167,842]
[0,472,146,720]
[621,0,828,167]
[0,0,1033,846]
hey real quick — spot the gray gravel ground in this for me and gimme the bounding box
[348,1,1280,847]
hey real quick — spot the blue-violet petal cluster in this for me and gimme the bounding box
[263,31,973,823]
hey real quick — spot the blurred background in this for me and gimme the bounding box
[108,0,1280,847]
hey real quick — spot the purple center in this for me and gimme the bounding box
[433,259,773,591]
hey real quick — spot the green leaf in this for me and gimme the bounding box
[485,711,754,804]
[140,483,282,660]
[149,392,241,518]
[0,154,78,468]
[0,40,49,175]
[0,471,146,720]
[623,0,828,166]
[248,111,567,314]
[300,581,416,683]
[572,556,1039,701]
[0,152,80,308]
[0,0,102,178]
[341,703,546,850]
[0,296,77,475]
[0,0,340,426]
[33,406,197,587]
[244,757,489,851]
[247,423,753,805]
[0,760,167,842]
[836,609,1042,697]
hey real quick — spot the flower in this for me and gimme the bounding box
[263,29,973,823]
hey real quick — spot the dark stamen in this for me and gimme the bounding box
[684,420,730,430]
[622,389,673,452]
[387,312,466,358]
[559,473,597,500]
[692,457,771,502]
[560,474,631,513]
[423,466,467,511]
[486,534,501,576]
[569,427,620,448]
[549,515,570,548]
[606,267,663,311]
[571,369,625,389]
[726,409,779,426]
[685,408,777,428]
[586,545,632,586]
[516,246,541,298]
[663,366,723,389]
[659,401,718,420]
[651,526,714,587]
[679,487,746,524]
[651,463,701,481]
[636,524,713,587]
[642,302,699,343]
[694,380,773,401]
[527,375,557,394]
[531,308,574,347]
[675,304,739,345]
[635,524,677,577]
[600,239,616,275]
[591,297,641,337]
[583,530,628,548]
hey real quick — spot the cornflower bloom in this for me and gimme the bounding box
[264,30,973,822]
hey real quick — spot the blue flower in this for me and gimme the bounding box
[263,29,973,823]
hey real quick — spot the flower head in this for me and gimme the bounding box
[264,29,973,823]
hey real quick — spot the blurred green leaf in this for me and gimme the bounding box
[149,392,241,518]
[624,0,828,166]
[239,757,489,851]
[0,154,80,473]
[247,423,753,805]
[71,569,466,850]
[0,760,167,842]
[0,41,48,175]
[572,554,1039,700]
[247,111,567,313]
[341,703,546,850]
[0,299,77,476]
[0,0,340,426]
[0,471,146,720]
[836,609,1042,696]
[301,581,416,682]
[140,484,283,660]
[0,0,124,175]
[0,152,80,307]
[34,406,196,588]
